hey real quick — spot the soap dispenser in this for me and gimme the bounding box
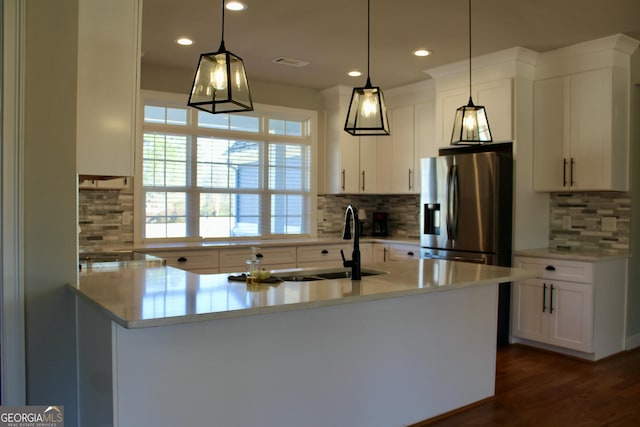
[246,247,261,284]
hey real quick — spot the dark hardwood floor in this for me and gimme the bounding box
[422,344,640,426]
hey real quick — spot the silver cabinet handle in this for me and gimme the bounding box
[408,169,413,191]
[341,169,345,191]
[362,170,366,191]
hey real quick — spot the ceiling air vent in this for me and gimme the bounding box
[273,57,309,67]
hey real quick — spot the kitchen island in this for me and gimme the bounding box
[72,259,536,427]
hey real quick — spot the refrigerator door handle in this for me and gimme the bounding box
[447,164,459,241]
[445,165,454,239]
[427,254,487,264]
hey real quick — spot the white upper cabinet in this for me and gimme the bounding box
[322,86,361,194]
[76,0,141,177]
[322,82,434,195]
[533,68,629,191]
[436,78,513,146]
[532,34,638,192]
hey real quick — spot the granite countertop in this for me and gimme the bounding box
[514,247,630,262]
[70,259,536,329]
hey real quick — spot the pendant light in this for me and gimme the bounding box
[451,0,492,144]
[344,0,390,136]
[188,0,253,114]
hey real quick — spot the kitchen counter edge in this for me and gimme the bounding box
[70,260,536,330]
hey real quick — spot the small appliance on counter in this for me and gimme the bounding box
[372,212,388,237]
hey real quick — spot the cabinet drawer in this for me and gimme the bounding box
[296,244,352,263]
[150,250,219,270]
[219,246,297,269]
[514,256,593,283]
[387,244,420,261]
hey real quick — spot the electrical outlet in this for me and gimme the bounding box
[122,211,132,226]
[602,217,617,232]
[562,216,572,230]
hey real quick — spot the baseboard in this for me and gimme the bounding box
[626,333,640,350]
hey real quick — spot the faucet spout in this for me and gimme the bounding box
[341,204,361,280]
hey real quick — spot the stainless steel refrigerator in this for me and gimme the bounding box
[420,142,513,344]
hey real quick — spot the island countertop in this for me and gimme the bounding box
[71,259,537,329]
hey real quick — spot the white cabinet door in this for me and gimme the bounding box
[533,76,570,191]
[219,246,297,273]
[437,87,468,146]
[359,137,381,193]
[414,102,437,161]
[474,79,513,143]
[77,0,141,177]
[547,280,593,352]
[569,68,617,191]
[339,137,361,193]
[533,68,628,191]
[511,279,548,343]
[436,79,512,146]
[389,106,417,193]
[372,243,387,263]
[387,243,420,261]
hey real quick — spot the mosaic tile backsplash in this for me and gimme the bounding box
[317,194,420,239]
[549,192,630,251]
[77,188,629,253]
[78,188,134,252]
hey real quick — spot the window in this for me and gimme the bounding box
[140,92,315,241]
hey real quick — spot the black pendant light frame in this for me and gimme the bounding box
[188,0,253,114]
[344,0,390,136]
[450,0,492,144]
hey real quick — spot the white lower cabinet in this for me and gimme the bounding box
[387,243,420,262]
[142,250,219,273]
[372,243,420,263]
[296,243,373,268]
[511,255,627,360]
[512,277,592,352]
[218,246,297,273]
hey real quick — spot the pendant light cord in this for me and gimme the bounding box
[367,0,371,80]
[468,0,472,99]
[220,0,226,48]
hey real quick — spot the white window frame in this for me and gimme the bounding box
[134,90,318,243]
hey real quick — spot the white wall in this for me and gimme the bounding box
[23,0,79,423]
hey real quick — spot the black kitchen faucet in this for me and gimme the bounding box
[340,204,361,280]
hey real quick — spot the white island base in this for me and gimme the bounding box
[78,282,499,427]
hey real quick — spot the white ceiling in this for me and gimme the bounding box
[141,0,640,91]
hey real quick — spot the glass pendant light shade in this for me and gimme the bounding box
[345,78,390,136]
[187,0,253,114]
[451,96,492,144]
[451,0,492,145]
[344,0,389,136]
[188,42,253,114]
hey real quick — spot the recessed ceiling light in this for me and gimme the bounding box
[413,49,432,57]
[348,70,362,77]
[176,38,193,46]
[226,1,247,11]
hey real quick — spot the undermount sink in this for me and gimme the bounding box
[275,269,386,282]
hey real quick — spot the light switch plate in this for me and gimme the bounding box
[602,217,617,232]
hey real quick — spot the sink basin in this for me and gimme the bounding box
[278,275,324,282]
[314,270,381,280]
[275,268,386,282]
